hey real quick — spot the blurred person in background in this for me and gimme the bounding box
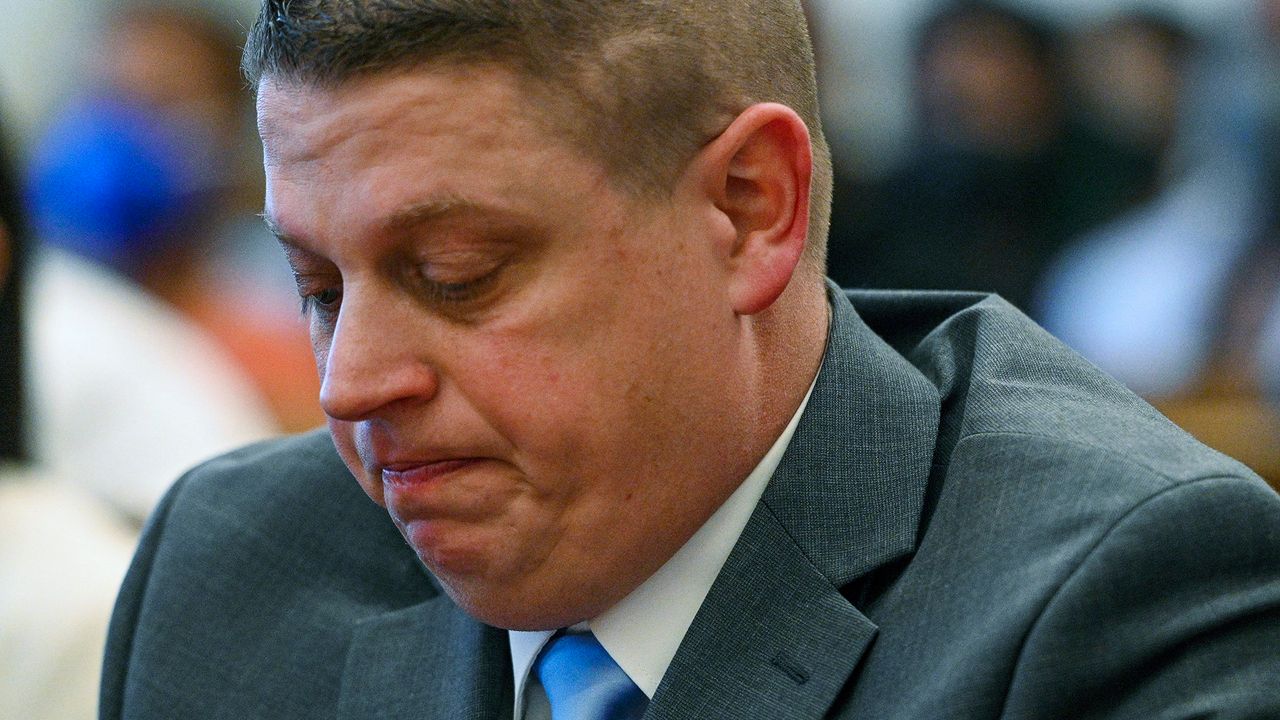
[824,0,1151,312]
[0,100,135,720]
[14,41,280,521]
[1036,9,1280,487]
[1066,11,1192,195]
[25,1,324,433]
[1156,226,1280,487]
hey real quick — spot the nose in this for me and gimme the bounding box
[317,287,440,421]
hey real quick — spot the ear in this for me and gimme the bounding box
[693,103,813,316]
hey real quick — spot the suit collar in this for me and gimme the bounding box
[762,283,942,587]
[646,284,941,719]
[338,592,513,720]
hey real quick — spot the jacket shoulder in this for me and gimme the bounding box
[897,293,1252,482]
[101,431,432,719]
[1002,473,1280,718]
[153,428,429,610]
[842,292,1280,718]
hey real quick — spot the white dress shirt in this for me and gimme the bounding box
[509,374,820,719]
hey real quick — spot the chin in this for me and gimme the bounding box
[435,575,602,631]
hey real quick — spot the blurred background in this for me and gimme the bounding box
[809,0,1280,488]
[0,0,1277,717]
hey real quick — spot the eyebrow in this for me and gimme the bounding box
[382,197,487,233]
[259,195,500,247]
[260,212,305,250]
[259,215,321,272]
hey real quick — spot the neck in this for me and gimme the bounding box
[742,274,830,466]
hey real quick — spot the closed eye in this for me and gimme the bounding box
[416,265,504,306]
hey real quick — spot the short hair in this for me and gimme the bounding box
[243,0,832,272]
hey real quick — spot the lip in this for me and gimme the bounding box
[381,459,482,489]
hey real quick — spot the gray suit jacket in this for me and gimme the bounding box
[101,289,1280,719]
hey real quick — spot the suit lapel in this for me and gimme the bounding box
[646,507,878,720]
[338,590,513,720]
[648,285,942,719]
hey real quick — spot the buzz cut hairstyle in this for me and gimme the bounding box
[242,0,832,271]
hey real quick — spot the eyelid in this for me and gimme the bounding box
[414,255,499,283]
[408,237,517,292]
[291,270,343,317]
[291,269,333,295]
[413,235,516,268]
[413,259,506,305]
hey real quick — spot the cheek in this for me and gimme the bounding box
[328,418,385,506]
[449,338,603,471]
[474,351,579,440]
[310,326,332,375]
[479,347,664,483]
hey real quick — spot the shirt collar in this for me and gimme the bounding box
[509,370,820,716]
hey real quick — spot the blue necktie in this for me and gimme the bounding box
[532,632,649,720]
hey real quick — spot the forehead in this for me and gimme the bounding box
[257,64,552,166]
[255,64,645,255]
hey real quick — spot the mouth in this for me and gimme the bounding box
[376,459,501,575]
[381,459,483,489]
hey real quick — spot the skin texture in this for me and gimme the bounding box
[257,64,827,630]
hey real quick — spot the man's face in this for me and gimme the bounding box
[258,65,759,629]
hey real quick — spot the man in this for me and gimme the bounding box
[102,2,1280,718]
